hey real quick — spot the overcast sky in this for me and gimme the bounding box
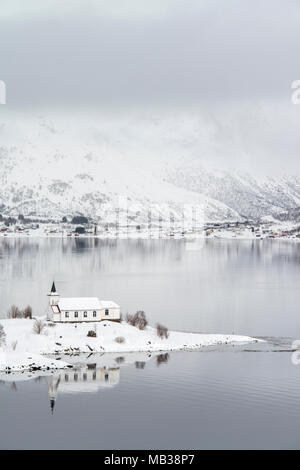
[0,0,300,176]
[0,0,299,107]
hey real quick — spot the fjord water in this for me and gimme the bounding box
[1,238,300,449]
[1,237,300,336]
[1,345,300,450]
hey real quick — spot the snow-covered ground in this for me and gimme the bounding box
[0,318,259,372]
[0,351,71,373]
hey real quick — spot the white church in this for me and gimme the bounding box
[47,282,121,323]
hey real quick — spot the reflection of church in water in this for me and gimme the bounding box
[47,365,120,413]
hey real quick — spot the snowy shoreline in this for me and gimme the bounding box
[0,318,260,372]
[1,230,300,242]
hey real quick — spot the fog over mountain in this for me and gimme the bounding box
[0,1,300,222]
[0,108,299,222]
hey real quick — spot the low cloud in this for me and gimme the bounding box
[0,0,299,107]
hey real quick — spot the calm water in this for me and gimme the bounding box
[1,238,300,449]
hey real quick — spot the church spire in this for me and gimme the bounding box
[50,398,56,415]
[48,281,59,308]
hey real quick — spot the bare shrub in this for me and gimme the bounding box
[7,305,21,319]
[87,330,97,338]
[115,336,125,344]
[135,311,148,330]
[23,305,32,319]
[7,304,33,319]
[126,311,148,330]
[33,319,46,335]
[125,313,135,325]
[156,323,169,339]
[0,324,6,347]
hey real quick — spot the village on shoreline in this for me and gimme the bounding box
[0,215,300,241]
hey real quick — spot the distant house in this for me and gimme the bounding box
[47,282,121,323]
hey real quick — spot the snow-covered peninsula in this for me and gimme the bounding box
[0,318,259,372]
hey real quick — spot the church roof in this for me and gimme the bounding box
[57,298,120,311]
[58,297,102,311]
[51,281,56,294]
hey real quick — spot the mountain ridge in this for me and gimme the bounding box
[0,111,299,223]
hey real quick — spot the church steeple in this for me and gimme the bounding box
[48,281,60,306]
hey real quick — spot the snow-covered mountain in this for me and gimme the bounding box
[0,111,240,223]
[167,164,300,220]
[0,110,299,223]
